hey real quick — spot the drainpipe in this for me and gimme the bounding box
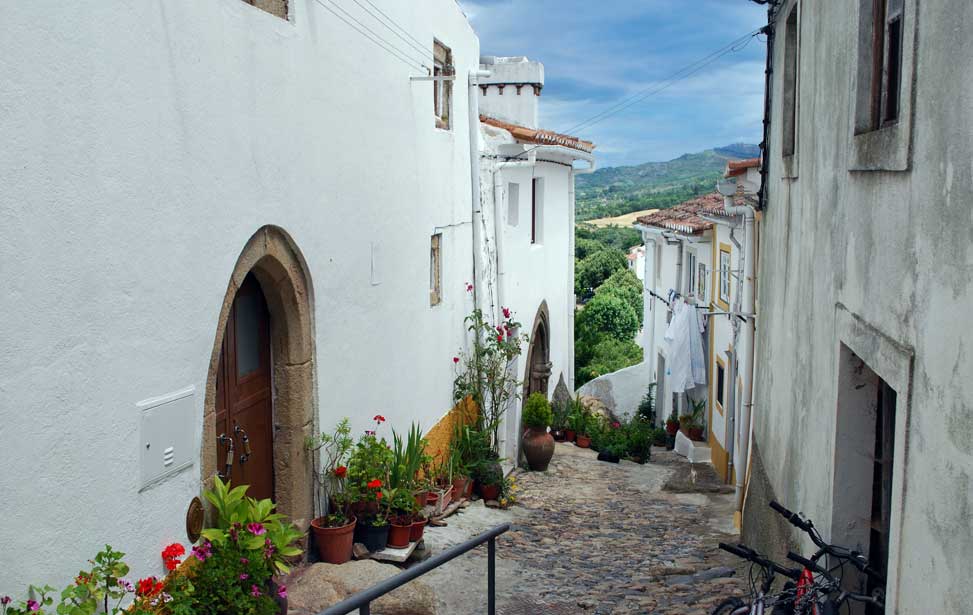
[720,186,756,511]
[469,68,492,314]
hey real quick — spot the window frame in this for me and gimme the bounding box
[433,40,454,130]
[717,244,732,311]
[531,177,544,245]
[715,355,726,414]
[429,233,443,306]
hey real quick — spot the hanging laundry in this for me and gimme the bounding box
[664,299,708,393]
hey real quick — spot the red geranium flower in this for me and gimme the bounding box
[497,334,504,342]
[373,414,386,424]
[367,479,382,489]
[161,543,185,560]
[452,356,460,364]
[376,491,383,500]
[334,465,347,478]
[136,577,163,597]
[502,307,511,319]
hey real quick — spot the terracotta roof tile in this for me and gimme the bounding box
[480,115,595,153]
[635,192,759,234]
[726,157,761,177]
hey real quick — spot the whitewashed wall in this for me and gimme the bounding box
[0,0,479,593]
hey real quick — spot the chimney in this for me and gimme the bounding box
[478,56,544,129]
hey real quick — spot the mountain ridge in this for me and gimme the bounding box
[576,143,760,221]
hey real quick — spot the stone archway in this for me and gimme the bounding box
[523,303,552,400]
[202,225,316,528]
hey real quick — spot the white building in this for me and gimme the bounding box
[744,1,973,612]
[0,0,593,593]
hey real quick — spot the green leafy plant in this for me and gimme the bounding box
[305,417,354,526]
[522,392,552,430]
[452,306,526,454]
[567,396,592,436]
[637,382,657,424]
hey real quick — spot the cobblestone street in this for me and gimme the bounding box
[423,442,750,614]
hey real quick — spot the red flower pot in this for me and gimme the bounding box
[575,434,591,448]
[689,427,705,442]
[452,476,471,501]
[387,522,411,548]
[426,491,440,506]
[409,518,427,542]
[480,483,501,501]
[414,491,429,509]
[665,422,679,436]
[564,429,576,442]
[310,515,357,564]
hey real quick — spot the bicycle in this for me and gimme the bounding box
[711,501,886,614]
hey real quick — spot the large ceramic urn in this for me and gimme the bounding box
[522,427,555,471]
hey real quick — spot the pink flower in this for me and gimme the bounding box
[118,579,134,592]
[612,421,621,429]
[240,573,249,580]
[277,585,288,600]
[1,596,12,606]
[466,282,474,293]
[452,356,460,364]
[247,522,266,536]
[502,307,511,319]
[192,541,212,562]
[240,557,249,564]
[365,429,376,436]
[27,600,39,611]
[251,585,262,597]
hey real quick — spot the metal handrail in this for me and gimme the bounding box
[319,522,511,615]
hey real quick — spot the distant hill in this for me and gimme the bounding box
[576,143,760,222]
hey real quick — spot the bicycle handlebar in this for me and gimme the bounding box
[719,543,801,581]
[769,500,813,534]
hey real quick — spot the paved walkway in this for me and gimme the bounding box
[422,442,750,614]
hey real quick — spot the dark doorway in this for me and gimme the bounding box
[525,313,551,398]
[215,273,275,500]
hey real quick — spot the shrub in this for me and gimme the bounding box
[522,392,553,429]
[576,335,643,385]
[576,293,639,342]
[575,237,607,260]
[636,383,657,424]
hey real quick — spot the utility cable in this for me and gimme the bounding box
[311,0,427,72]
[350,0,431,63]
[511,29,762,159]
[322,0,430,69]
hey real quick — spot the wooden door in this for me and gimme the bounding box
[525,319,551,398]
[215,273,275,501]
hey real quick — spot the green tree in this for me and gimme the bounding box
[575,248,627,298]
[596,268,643,325]
[575,237,606,260]
[576,335,644,385]
[575,292,639,342]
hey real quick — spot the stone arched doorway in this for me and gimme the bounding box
[202,226,316,527]
[523,304,552,400]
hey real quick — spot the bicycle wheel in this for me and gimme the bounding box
[711,597,748,614]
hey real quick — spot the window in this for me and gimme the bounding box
[866,0,904,131]
[717,244,731,310]
[507,183,519,227]
[715,356,726,412]
[429,234,442,306]
[697,261,707,303]
[781,5,799,158]
[242,0,287,19]
[433,41,453,130]
[531,177,544,244]
[687,252,698,295]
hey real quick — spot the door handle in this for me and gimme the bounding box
[217,433,235,481]
[234,425,252,464]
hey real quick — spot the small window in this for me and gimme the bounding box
[242,0,287,19]
[718,245,732,309]
[433,41,453,130]
[429,234,442,306]
[507,183,520,227]
[715,357,726,411]
[781,5,799,157]
[861,0,904,132]
[687,252,698,295]
[531,178,544,244]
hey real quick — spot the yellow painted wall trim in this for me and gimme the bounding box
[422,396,479,467]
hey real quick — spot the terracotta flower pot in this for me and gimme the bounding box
[414,491,429,509]
[354,522,389,552]
[575,434,591,448]
[387,522,411,548]
[523,426,556,471]
[426,491,439,506]
[564,429,576,442]
[689,427,705,442]
[665,422,679,436]
[480,483,501,501]
[409,518,427,542]
[452,476,472,500]
[310,515,357,565]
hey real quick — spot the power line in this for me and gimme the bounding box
[311,0,426,72]
[351,0,431,62]
[513,29,762,159]
[326,0,431,70]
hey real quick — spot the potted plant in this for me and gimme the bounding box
[409,510,428,542]
[306,418,358,564]
[346,415,395,551]
[386,489,415,549]
[665,409,680,436]
[354,479,390,551]
[566,396,586,443]
[686,397,706,441]
[475,460,504,501]
[521,392,555,471]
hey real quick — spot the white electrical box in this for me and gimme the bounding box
[138,386,196,490]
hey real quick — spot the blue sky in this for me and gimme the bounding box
[459,0,768,168]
